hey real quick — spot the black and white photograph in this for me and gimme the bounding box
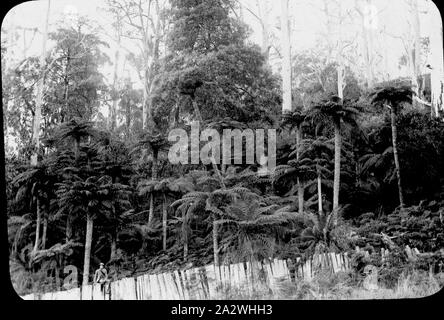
[2,0,444,301]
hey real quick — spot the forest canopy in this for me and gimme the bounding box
[2,0,444,298]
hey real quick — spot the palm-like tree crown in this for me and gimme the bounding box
[55,174,128,222]
[137,132,169,151]
[219,199,296,262]
[370,79,414,113]
[309,94,360,125]
[12,160,56,210]
[299,137,334,173]
[281,108,306,132]
[298,209,341,256]
[273,158,313,191]
[54,118,97,144]
[138,176,194,198]
[132,131,169,164]
[206,117,247,132]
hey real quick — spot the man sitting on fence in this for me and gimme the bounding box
[94,262,109,294]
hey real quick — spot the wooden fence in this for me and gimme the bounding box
[20,252,351,300]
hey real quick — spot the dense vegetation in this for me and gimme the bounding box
[3,0,444,296]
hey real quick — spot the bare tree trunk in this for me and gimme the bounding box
[335,55,344,223]
[152,150,158,180]
[357,0,375,89]
[142,35,160,132]
[362,17,371,88]
[141,34,153,131]
[148,194,155,228]
[148,150,158,227]
[110,45,120,131]
[54,263,61,290]
[65,215,72,243]
[337,60,345,101]
[63,53,70,121]
[317,172,323,215]
[366,0,375,86]
[280,0,292,113]
[183,209,188,260]
[295,125,303,215]
[213,220,219,267]
[383,27,390,81]
[42,216,47,249]
[123,78,132,138]
[281,0,299,215]
[162,194,167,251]
[337,0,345,101]
[142,67,151,131]
[32,198,41,255]
[333,120,341,223]
[31,0,50,166]
[126,102,131,137]
[411,0,421,107]
[191,97,226,188]
[74,138,80,166]
[430,5,444,117]
[297,177,304,214]
[110,229,117,261]
[334,1,344,224]
[148,149,158,228]
[257,0,270,60]
[190,96,224,267]
[390,108,405,208]
[82,214,94,286]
